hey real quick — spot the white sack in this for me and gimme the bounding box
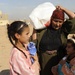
[29,2,55,30]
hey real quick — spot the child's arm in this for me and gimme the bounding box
[51,56,67,75]
[62,64,73,75]
[32,53,40,71]
[62,58,75,75]
[32,53,39,61]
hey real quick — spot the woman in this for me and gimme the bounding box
[32,6,75,75]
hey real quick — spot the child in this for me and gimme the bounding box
[51,34,75,75]
[62,34,75,75]
[7,21,40,75]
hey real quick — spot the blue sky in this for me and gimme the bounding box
[0,0,75,20]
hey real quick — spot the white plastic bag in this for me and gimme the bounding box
[29,2,55,30]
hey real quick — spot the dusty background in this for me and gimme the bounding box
[0,25,11,75]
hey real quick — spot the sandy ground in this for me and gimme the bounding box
[0,24,33,75]
[0,25,11,75]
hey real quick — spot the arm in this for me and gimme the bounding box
[51,56,67,75]
[62,58,75,75]
[62,64,73,75]
[32,53,39,61]
[51,65,58,75]
[31,53,40,75]
[56,5,75,19]
[32,53,40,71]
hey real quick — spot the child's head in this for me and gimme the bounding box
[66,34,75,55]
[7,21,30,46]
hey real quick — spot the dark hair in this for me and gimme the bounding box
[67,39,75,50]
[66,39,75,63]
[7,21,28,57]
[66,53,75,63]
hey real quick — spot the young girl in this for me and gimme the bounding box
[51,34,75,75]
[7,21,40,75]
[62,34,75,75]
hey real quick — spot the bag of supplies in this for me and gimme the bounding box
[29,2,55,30]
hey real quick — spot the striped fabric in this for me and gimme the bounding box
[9,47,35,75]
[62,57,75,75]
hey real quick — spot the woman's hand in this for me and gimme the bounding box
[56,5,75,19]
[56,5,65,11]
[51,65,58,75]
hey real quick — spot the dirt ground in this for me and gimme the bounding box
[0,25,11,75]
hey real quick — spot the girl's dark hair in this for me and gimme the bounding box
[67,39,75,50]
[7,21,28,58]
[66,39,75,63]
[66,52,75,63]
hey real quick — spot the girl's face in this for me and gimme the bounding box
[66,43,75,55]
[17,27,30,44]
[51,19,64,30]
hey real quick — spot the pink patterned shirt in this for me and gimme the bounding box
[62,57,75,75]
[9,47,35,75]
